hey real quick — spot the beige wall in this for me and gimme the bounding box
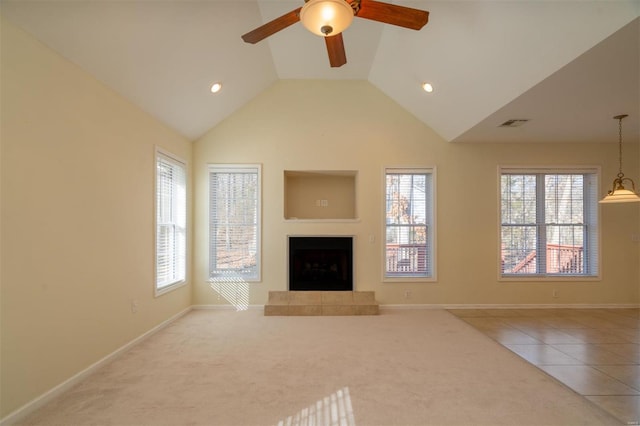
[194,80,640,307]
[0,18,192,417]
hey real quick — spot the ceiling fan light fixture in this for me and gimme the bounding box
[600,114,640,204]
[210,82,222,93]
[299,0,354,37]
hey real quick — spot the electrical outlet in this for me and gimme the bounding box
[131,299,138,313]
[552,289,559,298]
[404,291,411,299]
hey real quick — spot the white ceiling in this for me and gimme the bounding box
[1,0,639,143]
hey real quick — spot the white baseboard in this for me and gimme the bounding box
[195,303,640,312]
[192,304,264,311]
[381,304,444,310]
[0,307,192,426]
[194,303,640,311]
[381,303,640,311]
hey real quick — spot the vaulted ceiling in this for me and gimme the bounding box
[1,1,638,143]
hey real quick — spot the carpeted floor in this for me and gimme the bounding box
[18,309,620,426]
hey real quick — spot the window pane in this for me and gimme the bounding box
[546,225,584,274]
[385,170,433,278]
[210,166,260,280]
[501,225,537,274]
[501,175,536,224]
[546,174,584,224]
[500,169,597,278]
[156,152,186,290]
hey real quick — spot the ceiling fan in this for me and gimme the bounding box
[241,0,429,68]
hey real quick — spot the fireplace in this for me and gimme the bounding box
[288,236,353,291]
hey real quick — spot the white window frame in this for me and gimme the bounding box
[498,166,600,281]
[209,164,262,282]
[383,167,436,282]
[155,148,187,296]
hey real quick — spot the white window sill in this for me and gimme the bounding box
[155,279,187,297]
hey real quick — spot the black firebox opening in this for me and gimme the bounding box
[289,237,353,291]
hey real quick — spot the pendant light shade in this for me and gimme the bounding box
[600,185,640,203]
[299,0,354,37]
[600,114,640,204]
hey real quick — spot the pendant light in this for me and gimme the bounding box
[600,114,640,203]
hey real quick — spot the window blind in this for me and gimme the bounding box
[500,168,598,277]
[156,151,186,290]
[209,165,261,281]
[385,168,434,279]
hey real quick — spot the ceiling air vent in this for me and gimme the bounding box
[499,119,530,128]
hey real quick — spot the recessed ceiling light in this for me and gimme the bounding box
[421,82,433,93]
[210,82,222,93]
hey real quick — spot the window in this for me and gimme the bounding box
[500,167,599,278]
[385,168,435,279]
[155,149,187,294]
[209,165,261,281]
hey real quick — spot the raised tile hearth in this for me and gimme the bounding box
[264,291,379,316]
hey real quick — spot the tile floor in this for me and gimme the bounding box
[448,308,639,425]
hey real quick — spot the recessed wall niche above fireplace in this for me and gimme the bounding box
[288,236,354,291]
[284,170,357,220]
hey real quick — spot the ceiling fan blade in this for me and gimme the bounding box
[325,33,347,68]
[241,8,302,44]
[356,0,429,30]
